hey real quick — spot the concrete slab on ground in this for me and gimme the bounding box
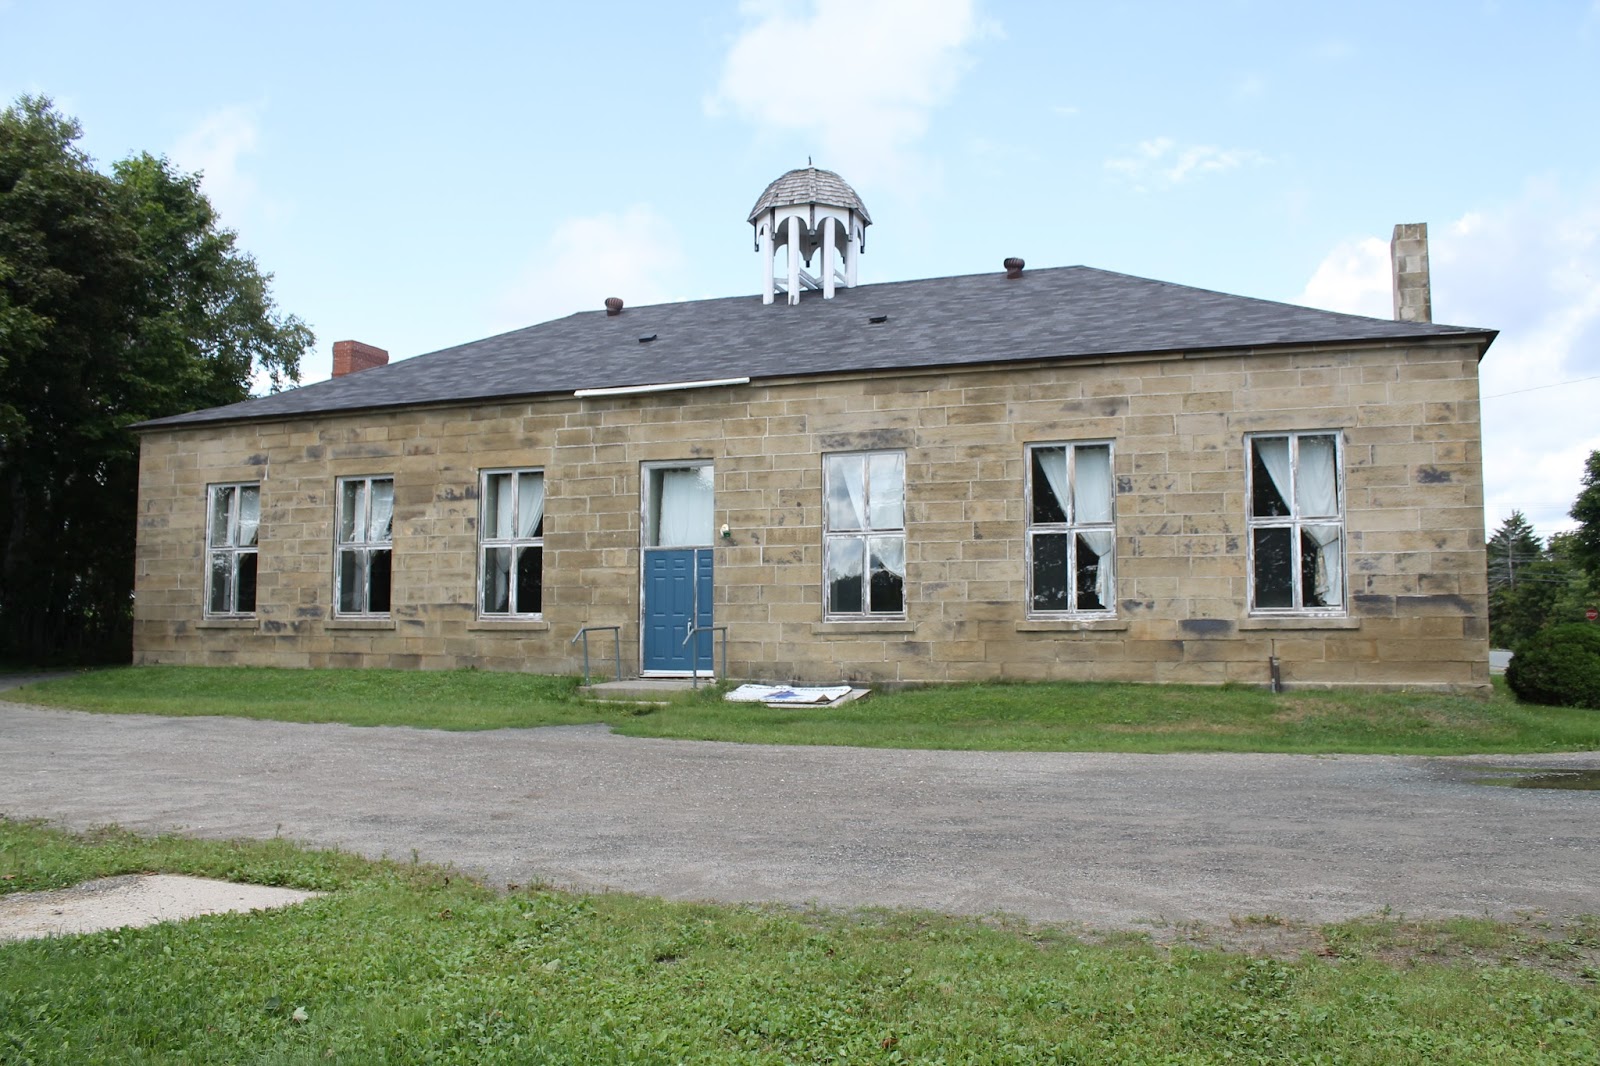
[580,679,700,702]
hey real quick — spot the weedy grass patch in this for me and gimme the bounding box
[5,666,589,731]
[10,667,1600,754]
[620,675,1600,755]
[3,819,1598,1065]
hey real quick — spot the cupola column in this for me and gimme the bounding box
[846,216,861,287]
[786,215,802,306]
[760,221,775,306]
[821,216,837,300]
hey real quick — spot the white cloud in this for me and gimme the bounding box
[493,206,690,334]
[707,0,995,184]
[1295,181,1600,541]
[1104,138,1267,191]
[170,105,265,230]
[1295,236,1390,318]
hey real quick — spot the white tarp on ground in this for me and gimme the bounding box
[725,684,855,705]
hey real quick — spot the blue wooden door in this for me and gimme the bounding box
[642,548,713,673]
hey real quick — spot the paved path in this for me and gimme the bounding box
[2,701,1597,928]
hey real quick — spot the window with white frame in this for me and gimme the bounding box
[1247,432,1344,612]
[823,451,906,618]
[1026,442,1116,616]
[479,469,545,617]
[335,475,393,616]
[206,482,259,616]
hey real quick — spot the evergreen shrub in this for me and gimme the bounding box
[1506,623,1600,709]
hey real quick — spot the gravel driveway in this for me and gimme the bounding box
[2,700,1597,928]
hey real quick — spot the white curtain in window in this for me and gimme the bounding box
[369,480,395,543]
[1295,436,1339,517]
[826,455,866,531]
[1073,446,1113,525]
[517,473,545,538]
[485,473,513,539]
[1306,524,1343,607]
[1255,437,1291,513]
[1079,530,1116,608]
[238,486,260,547]
[657,468,712,546]
[209,488,232,548]
[870,535,906,578]
[338,481,362,543]
[868,453,905,529]
[1035,447,1069,519]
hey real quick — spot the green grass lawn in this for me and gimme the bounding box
[7,665,1600,755]
[2,819,1596,1065]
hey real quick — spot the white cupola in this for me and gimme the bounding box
[748,166,871,305]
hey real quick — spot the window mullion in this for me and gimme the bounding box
[1065,445,1077,612]
[505,478,519,611]
[862,535,873,616]
[361,478,373,615]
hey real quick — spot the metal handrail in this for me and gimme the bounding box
[681,621,728,690]
[570,625,623,685]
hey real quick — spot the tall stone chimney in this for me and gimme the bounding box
[332,340,389,377]
[1390,223,1431,323]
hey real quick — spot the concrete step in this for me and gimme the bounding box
[580,679,703,703]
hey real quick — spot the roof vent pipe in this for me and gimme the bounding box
[1004,257,1025,279]
[605,297,624,317]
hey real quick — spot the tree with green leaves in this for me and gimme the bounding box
[1487,509,1544,594]
[0,96,311,662]
[1571,449,1600,583]
[1486,511,1599,649]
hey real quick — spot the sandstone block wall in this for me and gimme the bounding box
[134,338,1489,691]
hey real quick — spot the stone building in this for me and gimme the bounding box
[133,170,1496,690]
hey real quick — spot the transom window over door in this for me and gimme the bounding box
[1247,432,1344,612]
[335,475,393,616]
[1027,442,1115,616]
[206,482,259,616]
[480,469,544,617]
[647,465,715,547]
[824,451,906,618]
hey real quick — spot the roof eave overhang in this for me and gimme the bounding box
[134,328,1500,434]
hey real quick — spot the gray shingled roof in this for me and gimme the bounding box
[747,166,871,225]
[137,265,1494,429]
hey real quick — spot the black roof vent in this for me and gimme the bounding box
[638,334,657,344]
[868,314,889,324]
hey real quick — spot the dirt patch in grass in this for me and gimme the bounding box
[1101,718,1253,735]
[1139,911,1600,986]
[1268,698,1458,728]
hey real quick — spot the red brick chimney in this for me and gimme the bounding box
[332,340,389,377]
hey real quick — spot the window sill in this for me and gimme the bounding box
[811,620,916,635]
[1239,616,1360,630]
[466,620,550,633]
[196,618,257,630]
[325,618,396,631]
[1016,618,1128,633]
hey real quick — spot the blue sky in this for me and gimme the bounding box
[6,0,1599,539]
